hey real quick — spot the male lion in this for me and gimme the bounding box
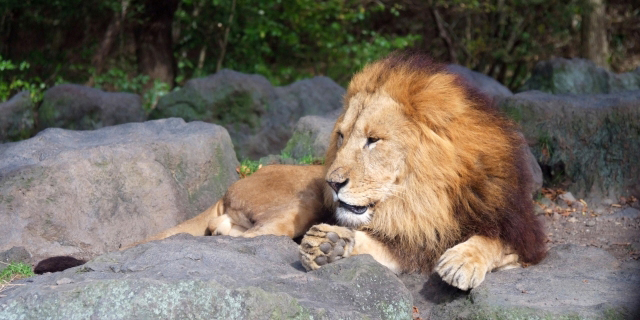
[133,53,546,290]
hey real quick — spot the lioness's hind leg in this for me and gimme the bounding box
[210,214,249,236]
[435,235,520,290]
[123,200,225,249]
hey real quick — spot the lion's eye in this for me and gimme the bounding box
[337,132,344,148]
[366,137,379,148]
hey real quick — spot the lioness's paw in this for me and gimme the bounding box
[299,224,355,271]
[435,245,490,291]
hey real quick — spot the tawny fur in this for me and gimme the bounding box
[127,165,330,248]
[127,52,545,291]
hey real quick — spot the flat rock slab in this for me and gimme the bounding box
[0,235,412,320]
[0,118,238,262]
[426,244,640,319]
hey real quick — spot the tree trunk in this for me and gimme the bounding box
[429,5,458,64]
[581,0,609,69]
[133,0,179,87]
[87,1,130,86]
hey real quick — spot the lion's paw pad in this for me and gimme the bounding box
[435,247,489,291]
[299,224,354,271]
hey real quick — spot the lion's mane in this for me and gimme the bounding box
[324,53,546,273]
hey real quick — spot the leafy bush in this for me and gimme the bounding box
[0,56,46,103]
[298,154,324,165]
[236,158,262,178]
[93,68,171,113]
[174,0,420,86]
[236,154,325,178]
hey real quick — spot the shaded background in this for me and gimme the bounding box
[1,0,637,104]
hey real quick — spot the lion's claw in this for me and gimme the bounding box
[299,224,355,271]
[434,245,489,291]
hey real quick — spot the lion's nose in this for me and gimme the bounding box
[327,179,348,193]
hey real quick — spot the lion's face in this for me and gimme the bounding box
[325,91,412,227]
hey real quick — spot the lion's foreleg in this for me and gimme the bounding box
[434,235,520,290]
[123,199,225,249]
[351,230,402,272]
[299,224,401,273]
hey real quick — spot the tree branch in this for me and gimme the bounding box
[216,0,236,72]
[430,5,458,64]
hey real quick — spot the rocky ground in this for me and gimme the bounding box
[538,190,640,263]
[403,191,640,319]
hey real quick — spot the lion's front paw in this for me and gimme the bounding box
[299,224,355,271]
[435,245,490,291]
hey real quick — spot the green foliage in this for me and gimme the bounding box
[0,262,34,282]
[143,80,171,112]
[174,0,419,86]
[237,158,262,178]
[2,0,638,106]
[0,56,46,102]
[237,153,324,178]
[298,154,324,165]
[93,67,171,113]
[280,150,292,160]
[93,68,150,94]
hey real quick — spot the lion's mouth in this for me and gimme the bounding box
[338,201,369,215]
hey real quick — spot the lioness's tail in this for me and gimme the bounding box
[122,199,225,249]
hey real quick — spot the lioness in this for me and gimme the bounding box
[133,53,546,290]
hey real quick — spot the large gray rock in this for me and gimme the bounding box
[520,58,640,94]
[428,244,640,319]
[150,70,345,159]
[0,235,413,320]
[0,118,238,262]
[498,90,640,202]
[38,84,146,131]
[0,91,35,142]
[447,64,513,98]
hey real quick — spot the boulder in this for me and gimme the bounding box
[0,118,238,262]
[446,64,513,98]
[150,70,344,159]
[428,244,640,319]
[0,91,35,142]
[498,90,640,202]
[38,84,146,131]
[0,235,413,320]
[520,58,640,94]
